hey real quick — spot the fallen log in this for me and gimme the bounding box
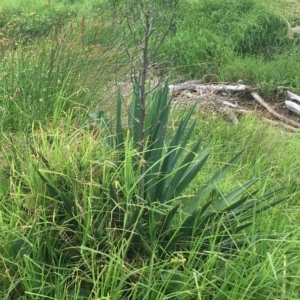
[285,100,300,116]
[169,83,251,93]
[287,91,300,103]
[251,92,300,128]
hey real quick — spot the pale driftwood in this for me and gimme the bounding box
[169,83,250,93]
[285,100,300,116]
[251,92,300,128]
[287,91,300,103]
[168,81,300,130]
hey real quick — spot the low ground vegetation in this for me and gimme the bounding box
[0,0,300,299]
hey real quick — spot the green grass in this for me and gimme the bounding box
[1,113,300,299]
[1,0,300,299]
[160,0,300,95]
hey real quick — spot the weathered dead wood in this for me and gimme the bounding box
[287,91,300,103]
[169,82,251,93]
[285,100,300,116]
[251,92,300,128]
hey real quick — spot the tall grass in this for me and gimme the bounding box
[1,114,300,299]
[159,0,300,96]
[0,19,127,131]
[1,0,300,96]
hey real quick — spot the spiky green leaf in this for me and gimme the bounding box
[160,103,197,175]
[172,152,210,199]
[164,211,199,252]
[212,177,260,211]
[108,184,119,203]
[184,151,244,215]
[159,204,180,236]
[36,169,75,216]
[159,139,206,203]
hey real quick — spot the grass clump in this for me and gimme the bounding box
[0,0,121,47]
[160,0,300,96]
[0,1,75,44]
[0,19,127,131]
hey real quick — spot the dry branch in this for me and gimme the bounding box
[251,92,300,128]
[216,99,238,108]
[234,109,252,114]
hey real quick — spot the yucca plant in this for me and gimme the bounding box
[98,81,286,259]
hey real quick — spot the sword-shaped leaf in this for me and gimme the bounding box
[164,211,199,252]
[144,92,171,199]
[159,204,180,236]
[154,116,197,202]
[235,197,287,225]
[184,151,244,215]
[212,177,260,211]
[124,205,145,244]
[160,103,197,176]
[36,169,75,216]
[227,188,285,219]
[223,190,259,212]
[160,139,207,203]
[172,152,210,199]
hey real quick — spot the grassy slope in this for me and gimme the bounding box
[161,0,300,94]
[265,0,300,19]
[0,0,300,299]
